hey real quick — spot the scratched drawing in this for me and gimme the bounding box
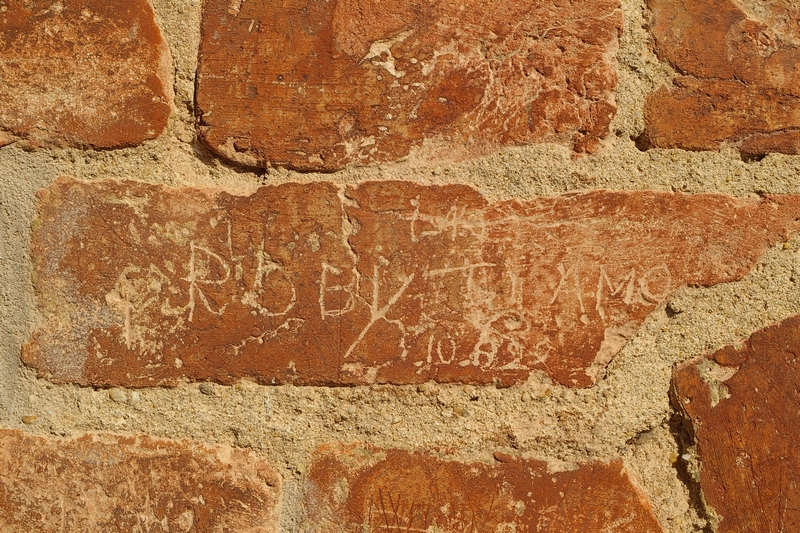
[301,444,663,532]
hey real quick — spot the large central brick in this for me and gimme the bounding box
[24,178,800,388]
[195,0,622,170]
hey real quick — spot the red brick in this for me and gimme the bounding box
[672,316,800,532]
[195,0,622,171]
[302,444,663,532]
[0,429,280,532]
[641,0,800,157]
[0,0,172,150]
[23,178,800,388]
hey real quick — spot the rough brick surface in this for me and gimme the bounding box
[302,444,663,532]
[195,0,622,170]
[0,429,280,532]
[641,0,800,157]
[672,315,800,532]
[0,0,172,149]
[23,178,800,388]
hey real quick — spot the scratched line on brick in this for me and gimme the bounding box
[23,178,800,388]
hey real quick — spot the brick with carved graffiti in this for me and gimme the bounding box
[672,315,800,532]
[0,0,172,149]
[0,430,280,532]
[301,444,663,532]
[195,0,622,170]
[23,178,800,388]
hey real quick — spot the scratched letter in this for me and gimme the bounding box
[164,241,231,321]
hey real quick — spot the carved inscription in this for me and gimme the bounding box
[302,445,664,532]
[24,179,800,387]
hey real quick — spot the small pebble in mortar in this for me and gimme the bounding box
[108,389,127,403]
[128,391,141,406]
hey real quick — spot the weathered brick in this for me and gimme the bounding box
[302,444,663,532]
[0,429,280,532]
[671,315,800,532]
[0,0,172,150]
[23,178,800,388]
[641,0,800,157]
[195,0,622,171]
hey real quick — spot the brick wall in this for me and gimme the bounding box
[1,0,800,531]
